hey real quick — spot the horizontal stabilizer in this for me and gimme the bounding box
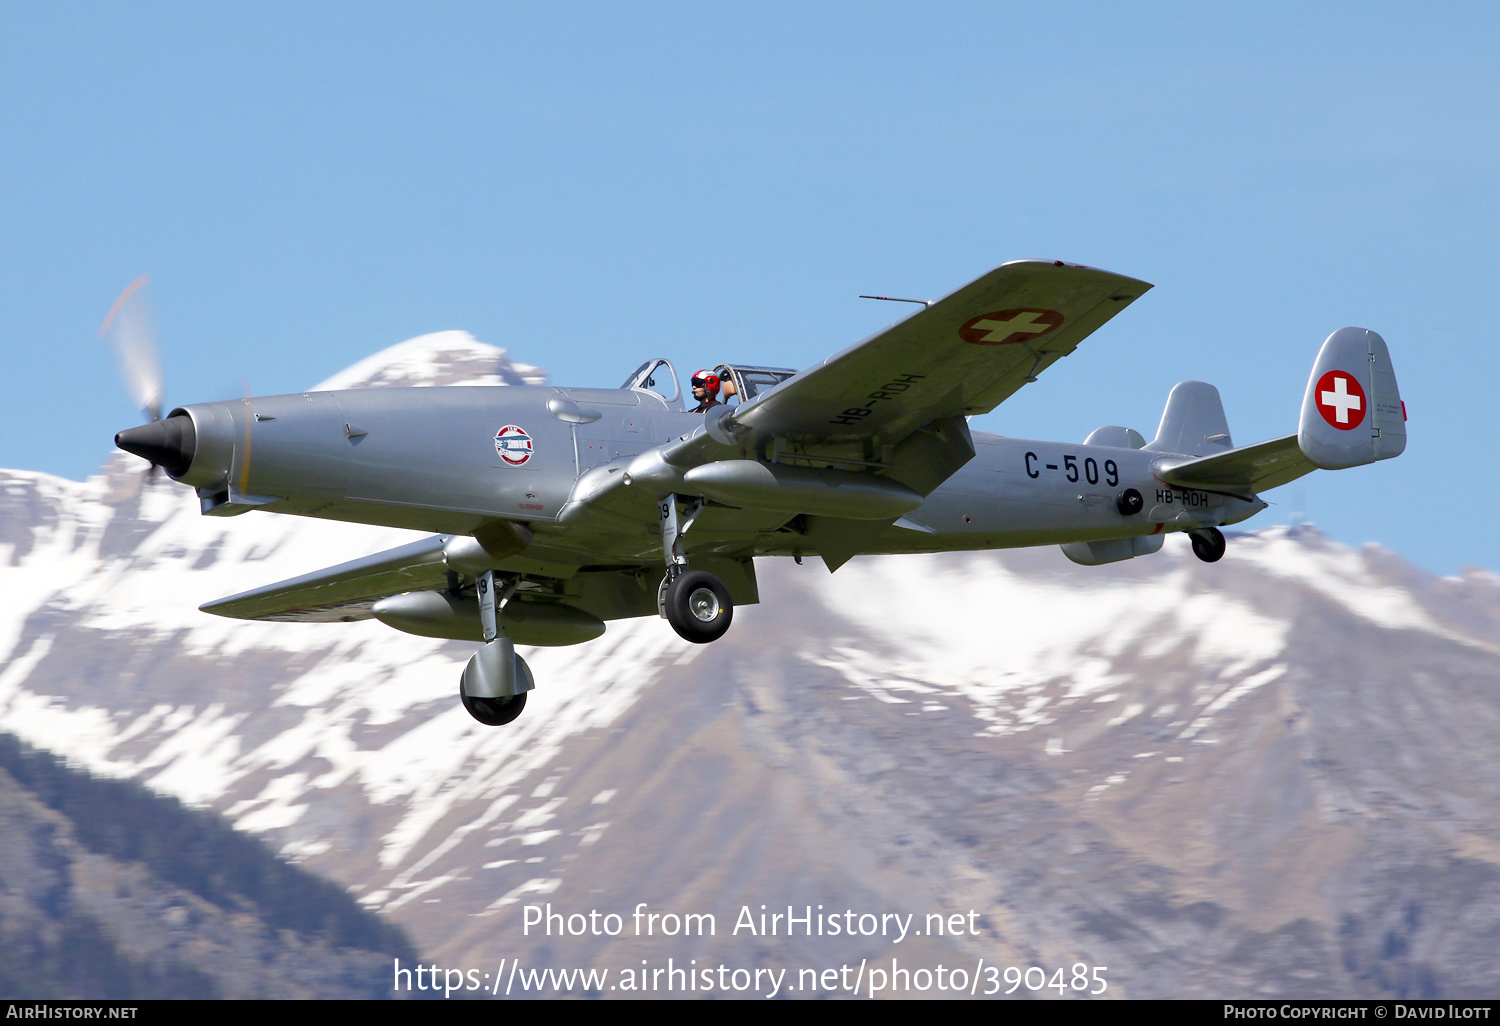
[1155,433,1315,495]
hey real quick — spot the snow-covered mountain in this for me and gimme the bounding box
[309,330,546,391]
[4,333,1499,998]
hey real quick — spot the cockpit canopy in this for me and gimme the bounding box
[621,359,681,405]
[620,360,798,410]
[712,364,798,405]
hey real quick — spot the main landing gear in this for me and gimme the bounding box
[460,569,535,727]
[663,569,733,643]
[1189,527,1226,563]
[658,493,733,644]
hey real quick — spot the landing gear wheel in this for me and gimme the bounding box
[1190,527,1226,563]
[664,570,734,644]
[462,690,526,726]
[459,653,534,726]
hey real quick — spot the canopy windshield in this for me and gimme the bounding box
[620,359,680,405]
[713,364,798,405]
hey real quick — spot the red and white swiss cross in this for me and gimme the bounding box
[1314,371,1366,431]
[958,308,1065,346]
[494,424,534,465]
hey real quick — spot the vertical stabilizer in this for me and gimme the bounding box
[1297,327,1405,469]
[1084,425,1147,449]
[1144,381,1234,456]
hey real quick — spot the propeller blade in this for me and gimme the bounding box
[100,274,163,422]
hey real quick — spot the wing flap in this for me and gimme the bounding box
[1155,434,1316,495]
[199,535,450,621]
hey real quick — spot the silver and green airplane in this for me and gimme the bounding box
[114,260,1406,726]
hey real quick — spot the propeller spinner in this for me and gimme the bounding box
[114,415,196,477]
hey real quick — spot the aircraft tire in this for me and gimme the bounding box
[459,654,533,726]
[462,689,527,725]
[1190,527,1226,563]
[664,570,734,644]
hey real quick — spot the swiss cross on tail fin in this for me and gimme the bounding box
[1298,327,1405,469]
[1314,371,1366,429]
[1155,326,1405,496]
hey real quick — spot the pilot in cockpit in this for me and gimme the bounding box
[689,370,722,413]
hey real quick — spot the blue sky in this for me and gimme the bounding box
[1,2,1493,574]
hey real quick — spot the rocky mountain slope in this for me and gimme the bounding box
[0,735,413,998]
[2,333,1497,998]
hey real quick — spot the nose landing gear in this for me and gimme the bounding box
[459,569,535,726]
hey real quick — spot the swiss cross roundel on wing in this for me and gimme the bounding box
[958,308,1065,346]
[1314,371,1367,430]
[494,425,534,465]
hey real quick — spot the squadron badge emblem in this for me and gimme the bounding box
[494,425,534,466]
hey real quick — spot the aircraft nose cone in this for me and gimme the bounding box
[115,414,196,478]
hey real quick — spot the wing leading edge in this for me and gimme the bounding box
[199,536,449,622]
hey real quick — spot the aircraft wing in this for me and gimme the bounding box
[199,536,449,622]
[1155,434,1316,495]
[560,261,1153,569]
[730,259,1151,445]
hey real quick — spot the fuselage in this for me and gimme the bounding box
[866,432,1263,555]
[142,382,1262,572]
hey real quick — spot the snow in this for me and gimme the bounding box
[814,554,1289,736]
[312,331,545,391]
[0,330,1480,912]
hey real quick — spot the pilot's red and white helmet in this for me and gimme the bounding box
[690,370,720,396]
